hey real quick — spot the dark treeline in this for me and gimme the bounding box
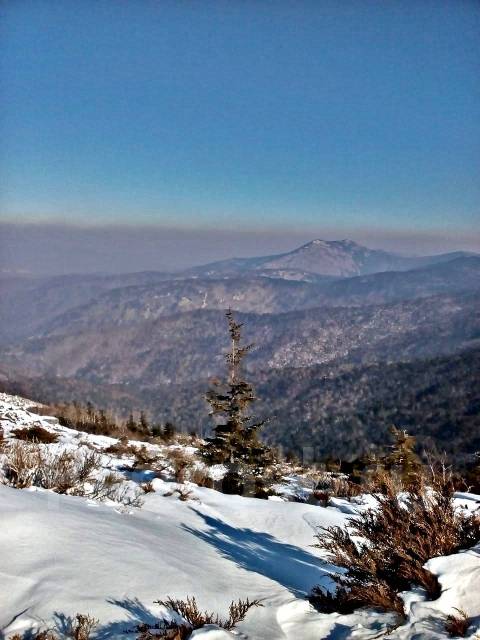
[1,346,479,471]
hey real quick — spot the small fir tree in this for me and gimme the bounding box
[367,426,423,492]
[163,421,176,442]
[86,401,95,422]
[139,410,150,434]
[201,309,273,493]
[98,409,109,432]
[384,426,423,489]
[126,413,137,433]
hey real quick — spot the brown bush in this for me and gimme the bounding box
[310,480,480,618]
[9,633,56,640]
[104,437,133,457]
[69,614,99,640]
[40,449,102,494]
[141,481,155,493]
[164,485,196,502]
[135,596,262,638]
[312,472,363,503]
[131,445,161,471]
[445,608,470,637]
[1,441,143,507]
[12,425,59,444]
[189,466,214,488]
[8,613,98,640]
[164,449,195,483]
[1,441,100,493]
[1,440,43,488]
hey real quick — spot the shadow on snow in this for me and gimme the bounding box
[182,508,334,598]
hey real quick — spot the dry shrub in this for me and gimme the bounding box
[131,445,160,471]
[136,624,189,640]
[141,481,155,493]
[164,486,196,502]
[363,466,406,496]
[9,633,56,640]
[1,440,42,488]
[152,459,171,477]
[1,440,101,493]
[39,449,101,494]
[104,436,133,457]
[157,596,262,631]
[69,614,99,640]
[164,449,195,483]
[8,613,98,640]
[12,425,59,444]
[189,466,214,488]
[312,472,363,503]
[1,441,143,507]
[445,608,471,637]
[135,596,262,638]
[310,480,480,618]
[105,440,166,475]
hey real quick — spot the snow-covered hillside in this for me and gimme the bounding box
[1,393,479,639]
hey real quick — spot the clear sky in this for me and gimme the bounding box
[1,0,479,240]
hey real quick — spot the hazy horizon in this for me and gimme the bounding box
[0,221,479,276]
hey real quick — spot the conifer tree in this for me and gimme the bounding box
[139,410,149,434]
[86,401,95,422]
[202,309,273,493]
[98,409,108,432]
[126,413,137,433]
[384,426,423,489]
[163,421,176,442]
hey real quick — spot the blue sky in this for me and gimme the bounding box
[1,0,479,238]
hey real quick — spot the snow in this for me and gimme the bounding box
[1,392,479,639]
[190,628,235,639]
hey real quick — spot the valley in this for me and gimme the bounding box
[1,239,479,468]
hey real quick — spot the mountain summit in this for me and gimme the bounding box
[260,239,389,276]
[187,238,474,278]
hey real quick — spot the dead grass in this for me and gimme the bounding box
[12,425,59,444]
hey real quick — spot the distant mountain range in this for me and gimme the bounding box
[3,289,478,383]
[1,245,478,344]
[1,238,478,464]
[184,238,475,279]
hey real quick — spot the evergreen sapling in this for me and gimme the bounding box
[201,310,273,494]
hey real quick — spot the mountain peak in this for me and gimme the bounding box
[187,238,477,280]
[297,238,365,252]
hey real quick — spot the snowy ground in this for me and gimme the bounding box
[1,393,480,639]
